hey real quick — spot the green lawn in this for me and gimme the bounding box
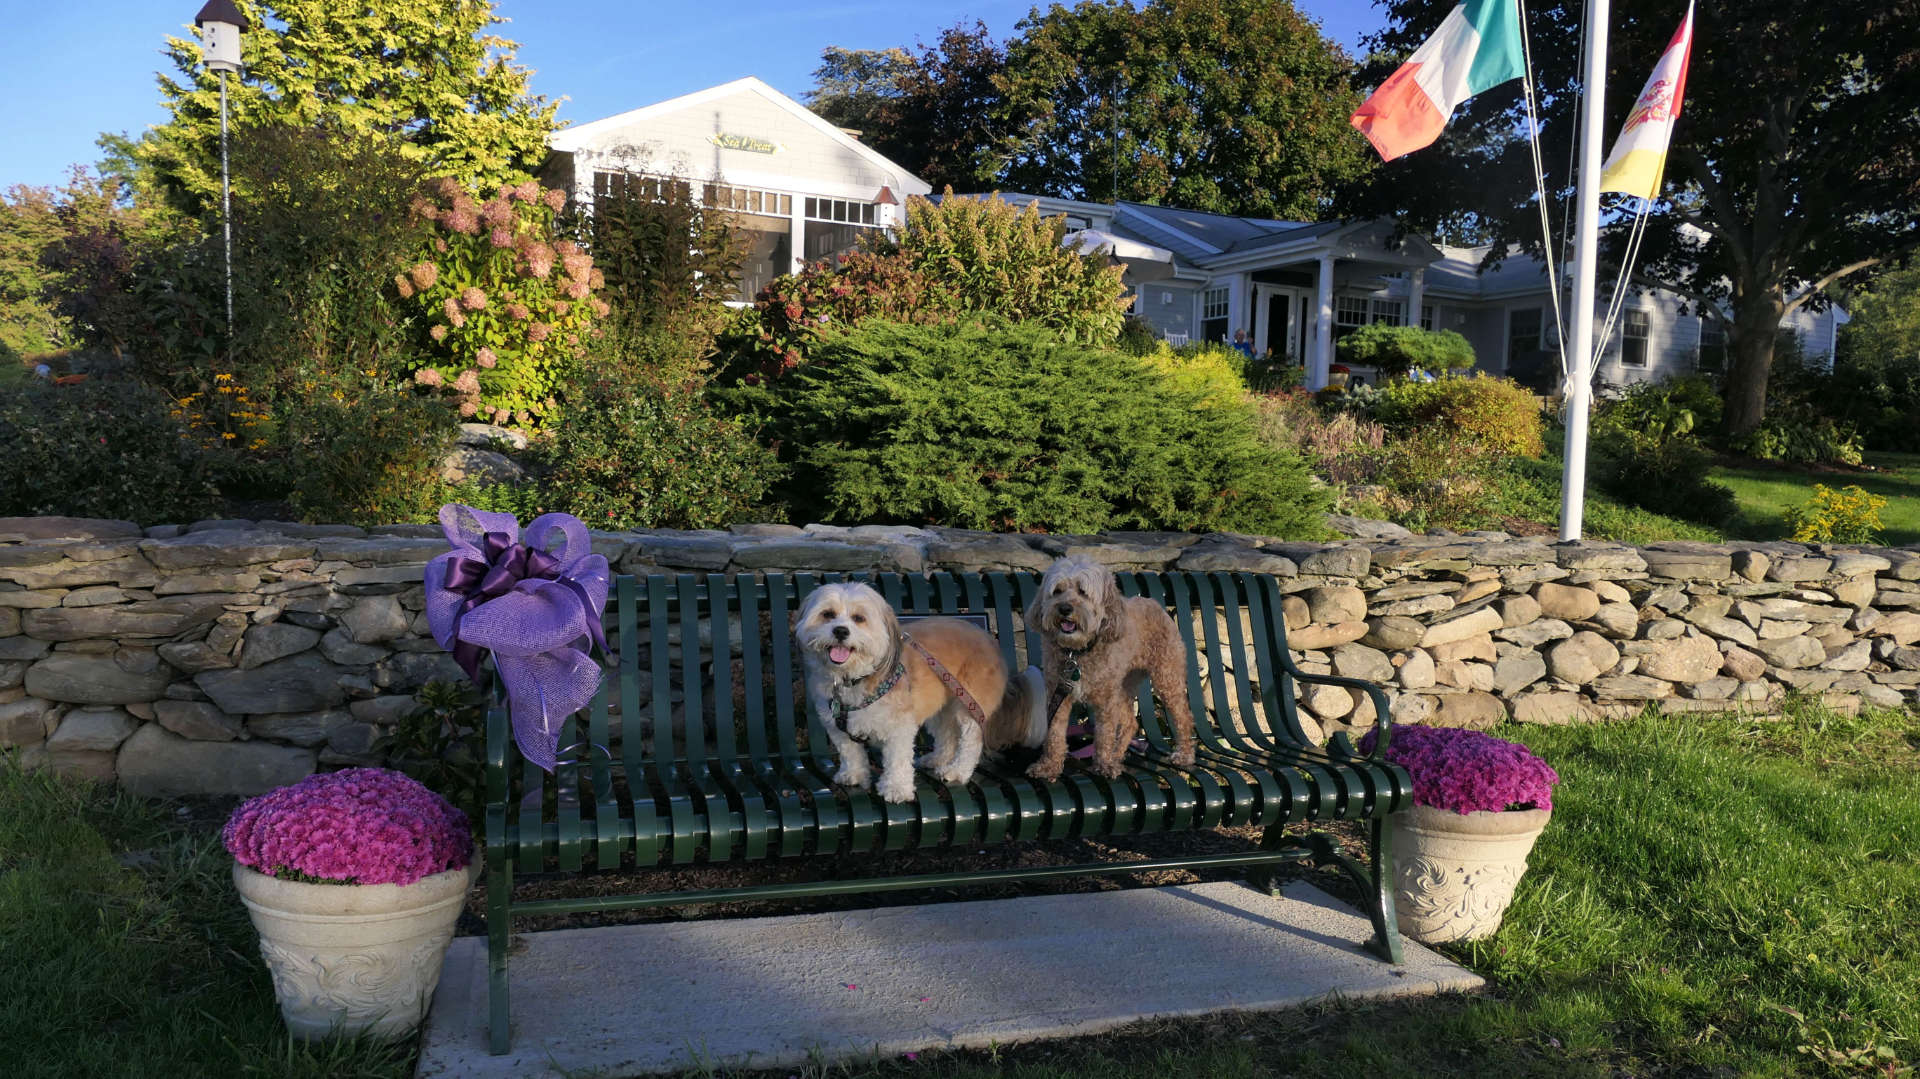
[1712,451,1920,547]
[8,699,1920,1077]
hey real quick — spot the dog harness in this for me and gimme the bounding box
[823,658,905,733]
[818,632,990,735]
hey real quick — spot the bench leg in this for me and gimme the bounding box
[1257,820,1404,965]
[487,852,513,1054]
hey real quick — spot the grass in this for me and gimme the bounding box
[9,698,1920,1077]
[0,763,412,1079]
[1712,450,1920,547]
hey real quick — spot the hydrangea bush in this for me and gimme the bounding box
[1359,725,1559,815]
[402,178,607,426]
[223,768,472,886]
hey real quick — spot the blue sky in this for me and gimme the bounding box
[1,0,1385,193]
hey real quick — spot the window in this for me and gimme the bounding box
[704,183,792,217]
[593,170,684,207]
[1335,296,1370,327]
[1371,299,1405,326]
[1420,304,1435,331]
[1621,309,1650,367]
[1699,318,1730,371]
[804,197,878,225]
[1200,285,1231,342]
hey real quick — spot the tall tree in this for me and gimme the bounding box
[996,0,1373,217]
[0,183,71,358]
[138,0,559,213]
[807,24,1009,192]
[1343,0,1920,434]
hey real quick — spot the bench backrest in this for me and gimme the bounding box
[515,569,1316,777]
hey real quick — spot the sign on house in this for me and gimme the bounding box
[711,133,779,154]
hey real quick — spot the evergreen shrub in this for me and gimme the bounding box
[728,320,1328,536]
[1335,323,1476,378]
[0,381,220,522]
[1368,373,1545,457]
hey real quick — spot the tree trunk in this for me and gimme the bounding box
[1723,290,1787,437]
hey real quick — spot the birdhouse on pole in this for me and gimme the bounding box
[194,0,249,74]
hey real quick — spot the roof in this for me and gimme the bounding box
[549,77,931,196]
[1115,201,1329,258]
[195,0,248,27]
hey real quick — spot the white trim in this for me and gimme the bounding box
[552,76,932,198]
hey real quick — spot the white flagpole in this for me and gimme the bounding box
[1558,0,1610,541]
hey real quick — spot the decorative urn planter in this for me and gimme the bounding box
[232,857,478,1040]
[223,768,477,1041]
[1391,803,1552,944]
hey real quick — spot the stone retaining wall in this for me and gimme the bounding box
[3,515,1916,797]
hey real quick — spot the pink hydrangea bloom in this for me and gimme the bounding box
[413,367,444,386]
[453,369,481,395]
[442,296,463,322]
[460,287,487,311]
[543,187,566,212]
[476,347,498,369]
[429,324,449,343]
[527,321,551,343]
[393,274,413,299]
[550,299,570,317]
[513,180,540,203]
[1358,725,1559,815]
[491,226,515,248]
[223,768,469,886]
[480,198,513,228]
[410,262,439,290]
[505,302,530,321]
[443,206,480,235]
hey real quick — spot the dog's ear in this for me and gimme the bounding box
[873,586,901,643]
[1095,567,1128,643]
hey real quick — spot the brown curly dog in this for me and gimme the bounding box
[1025,556,1197,780]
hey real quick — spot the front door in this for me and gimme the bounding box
[1255,287,1307,360]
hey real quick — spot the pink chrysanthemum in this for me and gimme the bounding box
[1358,725,1559,815]
[223,768,469,886]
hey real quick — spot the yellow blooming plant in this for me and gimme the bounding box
[401,178,608,427]
[1785,484,1888,544]
[169,373,275,453]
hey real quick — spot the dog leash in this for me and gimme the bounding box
[901,631,989,729]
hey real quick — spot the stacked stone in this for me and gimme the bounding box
[3,515,1916,797]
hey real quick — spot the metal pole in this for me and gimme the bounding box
[220,68,233,332]
[1558,0,1609,542]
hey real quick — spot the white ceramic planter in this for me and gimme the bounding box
[1391,803,1550,944]
[232,855,478,1040]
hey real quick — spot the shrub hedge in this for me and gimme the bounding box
[724,320,1328,536]
[0,381,221,522]
[1368,373,1545,457]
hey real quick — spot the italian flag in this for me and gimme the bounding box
[1350,0,1527,162]
[1598,2,1695,199]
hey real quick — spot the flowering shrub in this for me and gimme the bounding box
[403,178,606,425]
[734,248,939,379]
[222,768,471,886]
[1359,725,1559,815]
[1785,483,1887,544]
[170,372,273,452]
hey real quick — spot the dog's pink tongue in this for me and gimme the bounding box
[1061,619,1078,633]
[829,645,852,664]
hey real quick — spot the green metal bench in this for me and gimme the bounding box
[483,569,1411,1054]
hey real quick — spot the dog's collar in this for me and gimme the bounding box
[825,655,906,733]
[1059,643,1088,682]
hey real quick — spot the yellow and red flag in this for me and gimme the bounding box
[1598,2,1695,199]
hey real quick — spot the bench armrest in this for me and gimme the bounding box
[1270,650,1396,761]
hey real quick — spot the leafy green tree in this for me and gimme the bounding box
[138,0,558,213]
[0,184,71,359]
[996,0,1373,217]
[1345,0,1920,435]
[807,24,1009,192]
[1838,265,1920,367]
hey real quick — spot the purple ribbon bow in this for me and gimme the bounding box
[424,505,610,772]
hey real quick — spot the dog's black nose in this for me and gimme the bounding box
[1056,603,1074,617]
[832,625,850,641]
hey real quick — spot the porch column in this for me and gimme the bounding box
[788,197,806,275]
[1226,273,1251,346]
[1408,268,1426,329]
[1311,254,1335,390]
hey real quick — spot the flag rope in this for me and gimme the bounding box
[1517,0,1572,382]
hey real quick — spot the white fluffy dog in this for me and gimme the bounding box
[797,581,1046,803]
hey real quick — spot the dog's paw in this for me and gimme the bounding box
[1169,747,1196,767]
[936,764,974,787]
[914,751,949,770]
[832,764,871,788]
[1090,757,1125,779]
[1025,760,1063,782]
[875,774,916,803]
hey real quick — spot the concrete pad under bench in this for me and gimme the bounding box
[417,881,1483,1078]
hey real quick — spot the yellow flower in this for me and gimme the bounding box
[221,431,236,441]
[214,373,234,383]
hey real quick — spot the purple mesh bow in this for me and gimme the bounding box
[424,505,610,772]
